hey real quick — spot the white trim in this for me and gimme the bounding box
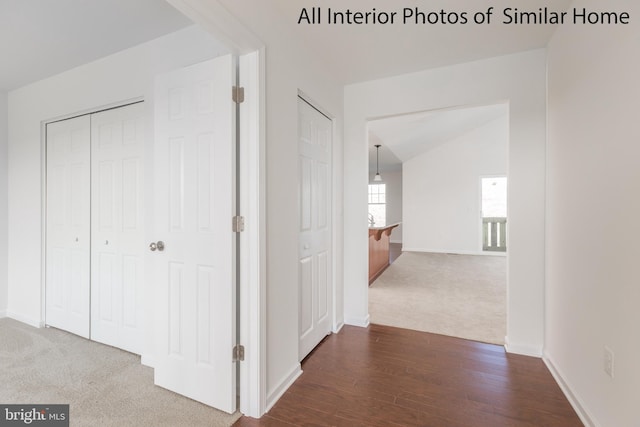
[7,311,43,328]
[344,314,370,328]
[401,247,507,257]
[297,90,333,120]
[332,322,344,334]
[543,354,598,427]
[504,337,542,357]
[166,0,262,54]
[140,355,155,368]
[266,364,303,413]
[0,309,7,318]
[40,121,47,326]
[238,49,267,418]
[330,90,343,341]
[43,97,145,126]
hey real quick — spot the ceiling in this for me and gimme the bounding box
[0,0,192,91]
[267,0,570,175]
[0,0,573,164]
[271,0,573,84]
[369,103,509,172]
[0,0,573,92]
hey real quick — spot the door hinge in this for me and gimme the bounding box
[232,215,245,233]
[232,86,245,104]
[233,345,245,362]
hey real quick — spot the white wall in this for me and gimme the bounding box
[545,0,640,425]
[202,0,346,409]
[344,50,546,355]
[403,116,507,254]
[369,169,403,242]
[0,91,7,317]
[7,26,228,341]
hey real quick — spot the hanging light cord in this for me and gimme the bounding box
[374,144,382,181]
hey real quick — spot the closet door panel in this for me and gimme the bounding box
[45,115,91,338]
[91,102,145,354]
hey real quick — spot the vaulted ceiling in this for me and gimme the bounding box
[270,0,573,84]
[1,0,572,173]
[369,103,509,171]
[1,0,573,92]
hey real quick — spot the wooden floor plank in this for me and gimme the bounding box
[233,324,582,427]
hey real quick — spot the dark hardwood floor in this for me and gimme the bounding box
[233,324,582,427]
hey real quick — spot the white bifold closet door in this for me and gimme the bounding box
[46,115,91,338]
[90,102,145,354]
[45,102,145,354]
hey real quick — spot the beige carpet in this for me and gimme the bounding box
[369,251,506,345]
[0,318,240,427]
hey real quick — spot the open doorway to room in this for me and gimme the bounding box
[366,102,508,345]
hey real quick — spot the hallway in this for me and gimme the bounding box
[233,324,582,426]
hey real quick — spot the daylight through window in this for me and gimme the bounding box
[368,184,386,226]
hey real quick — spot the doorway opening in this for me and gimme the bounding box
[366,102,508,345]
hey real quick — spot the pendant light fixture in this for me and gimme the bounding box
[374,144,382,182]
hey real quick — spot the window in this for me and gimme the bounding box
[481,177,507,217]
[481,177,507,252]
[368,184,386,226]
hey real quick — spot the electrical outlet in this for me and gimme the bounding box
[604,346,614,378]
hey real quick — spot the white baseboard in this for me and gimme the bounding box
[7,311,43,328]
[344,314,370,328]
[266,364,302,413]
[332,321,344,334]
[389,239,403,244]
[401,247,506,257]
[504,337,542,357]
[543,354,597,427]
[0,309,6,319]
[141,354,155,368]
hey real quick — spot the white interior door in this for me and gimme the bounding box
[90,102,146,354]
[298,96,333,361]
[152,55,236,412]
[45,115,91,338]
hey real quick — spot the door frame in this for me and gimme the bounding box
[164,0,266,418]
[236,50,266,418]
